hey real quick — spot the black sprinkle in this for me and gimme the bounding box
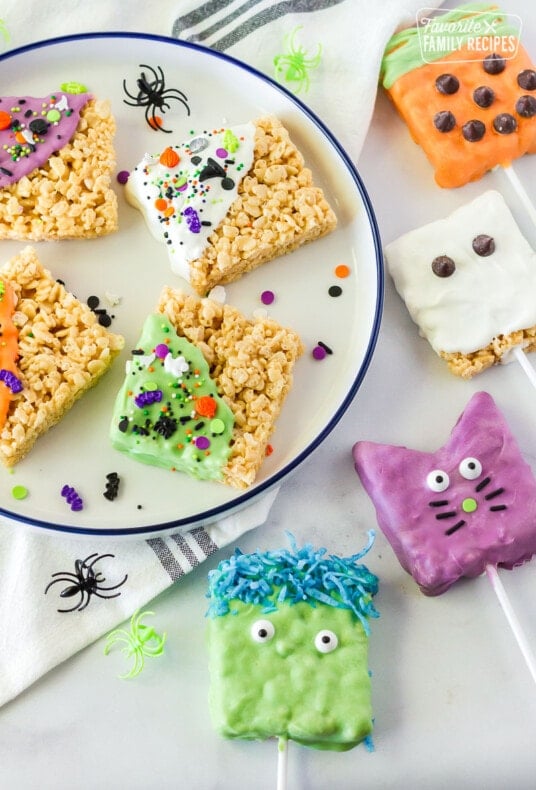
[318,341,333,355]
[328,285,343,297]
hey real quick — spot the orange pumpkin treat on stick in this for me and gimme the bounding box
[381,3,536,190]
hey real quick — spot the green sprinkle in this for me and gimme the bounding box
[12,485,28,500]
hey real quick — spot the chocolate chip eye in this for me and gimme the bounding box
[517,69,536,90]
[483,53,506,75]
[516,95,536,118]
[433,110,456,132]
[462,119,486,142]
[493,113,517,134]
[459,457,482,480]
[314,629,338,654]
[435,73,460,95]
[473,86,495,108]
[426,470,450,493]
[250,619,275,643]
[432,255,456,277]
[472,234,495,256]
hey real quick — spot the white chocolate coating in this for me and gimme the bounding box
[385,191,536,355]
[126,123,256,282]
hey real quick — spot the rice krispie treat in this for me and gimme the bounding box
[125,116,337,295]
[0,247,124,466]
[385,190,536,378]
[110,287,304,488]
[0,91,118,240]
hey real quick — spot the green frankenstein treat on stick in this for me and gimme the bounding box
[206,533,379,753]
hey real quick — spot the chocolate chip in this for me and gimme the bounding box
[517,69,536,90]
[433,110,456,132]
[493,113,517,134]
[515,95,536,118]
[435,73,460,95]
[483,53,506,75]
[432,255,456,277]
[462,120,486,142]
[28,118,49,135]
[472,235,495,256]
[473,86,495,108]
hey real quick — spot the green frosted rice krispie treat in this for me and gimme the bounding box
[206,533,379,751]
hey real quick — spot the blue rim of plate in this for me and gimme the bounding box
[0,31,384,537]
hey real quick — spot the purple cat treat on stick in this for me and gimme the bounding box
[353,391,536,682]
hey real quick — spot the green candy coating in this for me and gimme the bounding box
[208,598,373,751]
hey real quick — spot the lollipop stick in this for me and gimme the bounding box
[277,737,288,790]
[499,164,536,229]
[485,564,536,685]
[511,346,536,391]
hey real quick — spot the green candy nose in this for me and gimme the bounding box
[462,497,478,513]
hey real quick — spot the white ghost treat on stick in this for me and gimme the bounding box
[385,190,536,380]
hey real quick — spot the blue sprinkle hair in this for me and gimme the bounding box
[207,531,379,633]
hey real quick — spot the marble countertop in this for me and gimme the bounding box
[2,3,536,787]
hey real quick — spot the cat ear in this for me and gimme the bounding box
[447,390,510,457]
[353,440,431,506]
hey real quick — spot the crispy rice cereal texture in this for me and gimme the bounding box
[0,100,118,240]
[189,116,337,295]
[0,247,124,466]
[157,286,304,488]
[441,327,536,379]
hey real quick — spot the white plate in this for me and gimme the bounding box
[0,33,382,536]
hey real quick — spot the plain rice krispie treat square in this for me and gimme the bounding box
[0,98,118,240]
[0,247,124,466]
[110,287,304,489]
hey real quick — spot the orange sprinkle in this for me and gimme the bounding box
[0,111,11,130]
[195,395,217,418]
[335,264,351,279]
[265,444,274,456]
[148,365,155,372]
[149,115,163,130]
[164,206,174,218]
[154,198,168,212]
[159,146,180,168]
[15,131,27,144]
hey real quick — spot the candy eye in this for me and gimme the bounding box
[250,619,275,643]
[426,469,450,492]
[314,630,339,654]
[459,457,482,480]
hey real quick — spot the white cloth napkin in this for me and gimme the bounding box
[0,0,440,708]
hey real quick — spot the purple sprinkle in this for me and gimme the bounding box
[134,389,163,408]
[117,170,129,184]
[312,345,327,361]
[261,290,275,306]
[183,206,201,233]
[215,147,228,158]
[195,436,211,450]
[0,368,23,393]
[154,343,169,359]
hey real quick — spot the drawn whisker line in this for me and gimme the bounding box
[435,510,457,520]
[445,520,466,536]
[484,487,505,500]
[490,504,507,512]
[429,499,449,508]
